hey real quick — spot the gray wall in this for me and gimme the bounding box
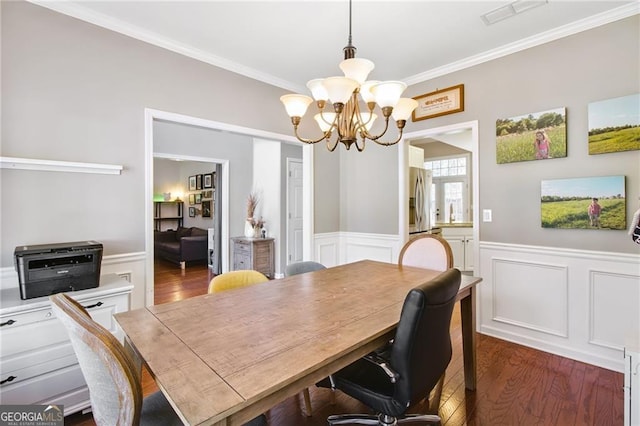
[404,16,639,254]
[2,1,638,268]
[0,1,292,266]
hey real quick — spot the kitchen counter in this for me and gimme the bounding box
[435,222,473,228]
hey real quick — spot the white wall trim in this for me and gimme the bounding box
[314,231,402,268]
[479,240,640,264]
[479,240,640,373]
[491,257,569,338]
[0,156,123,175]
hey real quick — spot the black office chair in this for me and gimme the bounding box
[284,260,326,276]
[326,268,462,426]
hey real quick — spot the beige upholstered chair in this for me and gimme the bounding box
[398,234,453,272]
[397,233,454,414]
[50,293,182,426]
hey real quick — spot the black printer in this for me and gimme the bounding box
[14,241,103,300]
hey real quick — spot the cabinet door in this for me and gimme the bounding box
[446,236,465,270]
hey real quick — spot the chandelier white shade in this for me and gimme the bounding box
[279,0,418,151]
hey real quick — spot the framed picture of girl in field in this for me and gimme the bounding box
[540,175,626,230]
[588,93,640,155]
[496,107,567,164]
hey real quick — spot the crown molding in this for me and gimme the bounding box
[29,1,638,91]
[403,3,640,86]
[28,0,305,93]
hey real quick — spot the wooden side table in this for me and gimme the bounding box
[231,237,275,278]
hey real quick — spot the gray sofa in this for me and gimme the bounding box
[154,227,208,266]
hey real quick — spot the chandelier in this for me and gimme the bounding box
[280,0,418,152]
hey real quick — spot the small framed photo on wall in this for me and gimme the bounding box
[195,193,202,204]
[202,200,211,218]
[196,174,203,190]
[188,176,196,191]
[204,173,213,189]
[189,207,196,217]
[189,194,195,205]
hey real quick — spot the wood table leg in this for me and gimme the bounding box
[459,288,477,390]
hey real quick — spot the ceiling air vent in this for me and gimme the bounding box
[481,0,548,25]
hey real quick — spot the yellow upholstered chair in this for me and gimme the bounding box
[207,269,313,417]
[207,270,269,294]
[398,234,453,272]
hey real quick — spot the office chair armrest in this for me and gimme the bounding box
[364,352,399,383]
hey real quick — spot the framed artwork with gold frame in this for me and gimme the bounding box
[412,84,464,122]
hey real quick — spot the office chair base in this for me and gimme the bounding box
[327,413,441,425]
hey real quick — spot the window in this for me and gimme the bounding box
[425,157,467,177]
[425,154,471,224]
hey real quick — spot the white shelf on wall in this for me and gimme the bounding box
[0,156,123,175]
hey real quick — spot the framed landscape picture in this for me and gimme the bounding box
[588,93,640,155]
[540,175,626,230]
[496,107,567,164]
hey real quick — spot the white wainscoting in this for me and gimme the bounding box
[0,252,147,310]
[479,241,640,373]
[314,232,403,268]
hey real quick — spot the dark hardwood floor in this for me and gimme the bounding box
[66,260,624,425]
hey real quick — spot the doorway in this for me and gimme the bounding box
[144,108,312,307]
[402,121,479,272]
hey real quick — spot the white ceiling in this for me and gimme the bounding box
[33,1,637,94]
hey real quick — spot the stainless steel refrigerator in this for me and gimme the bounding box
[408,167,432,235]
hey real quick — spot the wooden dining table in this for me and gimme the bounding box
[114,260,482,426]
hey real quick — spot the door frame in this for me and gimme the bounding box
[401,120,480,271]
[144,108,313,306]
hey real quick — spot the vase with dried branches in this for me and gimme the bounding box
[245,192,265,238]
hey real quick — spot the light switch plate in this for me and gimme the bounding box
[483,209,492,222]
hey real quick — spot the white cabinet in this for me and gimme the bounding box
[441,226,474,271]
[624,344,640,426]
[0,275,132,416]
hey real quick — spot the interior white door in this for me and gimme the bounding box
[287,159,304,265]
